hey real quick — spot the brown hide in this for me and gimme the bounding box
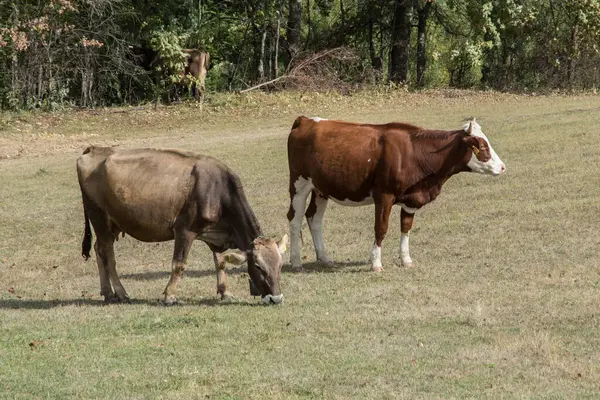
[77,147,284,303]
[286,116,497,272]
[287,117,476,209]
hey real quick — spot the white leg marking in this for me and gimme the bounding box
[400,233,413,266]
[307,195,333,265]
[370,243,383,272]
[400,204,418,214]
[290,177,313,269]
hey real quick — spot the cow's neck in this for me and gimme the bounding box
[401,131,467,207]
[228,196,263,252]
[419,131,466,180]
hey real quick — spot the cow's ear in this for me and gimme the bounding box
[463,135,479,146]
[217,250,247,266]
[462,135,481,154]
[277,234,289,255]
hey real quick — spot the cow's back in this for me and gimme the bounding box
[77,147,218,242]
[288,117,392,200]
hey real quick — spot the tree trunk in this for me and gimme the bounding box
[286,0,302,65]
[567,18,579,86]
[306,0,312,48]
[274,6,281,77]
[259,27,267,80]
[368,12,382,71]
[339,0,346,45]
[416,1,431,87]
[389,0,412,84]
[11,0,20,99]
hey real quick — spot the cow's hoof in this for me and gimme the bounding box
[220,293,236,303]
[291,264,304,272]
[317,257,334,266]
[117,295,131,304]
[372,266,384,273]
[402,262,414,268]
[163,297,179,306]
[103,295,119,304]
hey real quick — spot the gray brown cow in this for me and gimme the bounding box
[77,146,287,305]
[287,117,505,271]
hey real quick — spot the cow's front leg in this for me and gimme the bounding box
[163,229,197,305]
[371,194,395,272]
[400,207,415,267]
[213,252,235,302]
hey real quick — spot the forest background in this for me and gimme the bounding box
[1,0,599,110]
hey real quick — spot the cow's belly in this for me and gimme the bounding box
[330,196,374,207]
[108,213,175,242]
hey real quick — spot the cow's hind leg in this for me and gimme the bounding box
[86,206,128,302]
[163,229,197,305]
[287,176,313,270]
[400,207,415,267]
[306,191,333,265]
[93,239,116,302]
[96,238,129,302]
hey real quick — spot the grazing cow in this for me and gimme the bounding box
[286,117,505,272]
[131,46,211,100]
[77,146,287,305]
[181,49,211,99]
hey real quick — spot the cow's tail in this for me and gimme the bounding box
[82,206,93,260]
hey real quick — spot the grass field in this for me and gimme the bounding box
[1,90,600,399]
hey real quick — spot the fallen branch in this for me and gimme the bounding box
[239,76,288,93]
[238,47,355,93]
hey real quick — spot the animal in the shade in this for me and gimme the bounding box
[77,146,288,305]
[286,117,506,271]
[131,46,211,100]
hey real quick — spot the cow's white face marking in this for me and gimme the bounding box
[464,121,506,176]
[309,117,328,122]
[262,294,284,305]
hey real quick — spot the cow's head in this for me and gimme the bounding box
[220,234,288,305]
[462,120,506,176]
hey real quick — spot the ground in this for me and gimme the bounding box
[1,90,600,398]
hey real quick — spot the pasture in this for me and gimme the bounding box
[1,91,600,398]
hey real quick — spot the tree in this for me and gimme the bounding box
[389,0,412,83]
[415,0,433,87]
[286,0,302,65]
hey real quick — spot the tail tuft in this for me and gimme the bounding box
[82,208,92,260]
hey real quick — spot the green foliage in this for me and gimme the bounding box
[2,0,600,109]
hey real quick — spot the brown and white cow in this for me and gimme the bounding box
[286,116,505,271]
[78,146,287,305]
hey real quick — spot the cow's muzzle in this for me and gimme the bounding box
[261,294,284,305]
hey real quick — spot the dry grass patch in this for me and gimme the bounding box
[1,90,600,398]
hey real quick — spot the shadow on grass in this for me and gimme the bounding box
[0,296,264,310]
[120,265,248,281]
[121,260,368,281]
[282,260,368,273]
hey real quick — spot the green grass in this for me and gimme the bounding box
[1,90,600,398]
